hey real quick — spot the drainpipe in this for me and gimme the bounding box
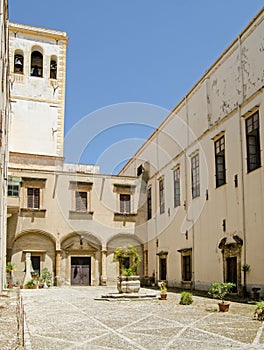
[155,132,159,285]
[238,35,247,287]
[184,96,195,290]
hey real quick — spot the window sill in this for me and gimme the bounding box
[114,212,137,222]
[69,210,93,220]
[20,208,46,218]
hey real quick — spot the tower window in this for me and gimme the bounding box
[14,52,24,74]
[31,51,43,77]
[246,112,261,172]
[50,57,57,79]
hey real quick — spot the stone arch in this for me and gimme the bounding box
[30,45,44,77]
[10,229,56,285]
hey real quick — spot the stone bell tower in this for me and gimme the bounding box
[8,22,68,163]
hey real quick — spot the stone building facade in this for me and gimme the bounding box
[120,7,264,295]
[5,7,264,296]
[0,0,10,291]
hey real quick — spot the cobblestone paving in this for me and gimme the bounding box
[21,286,264,350]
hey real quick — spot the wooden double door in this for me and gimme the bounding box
[71,257,91,286]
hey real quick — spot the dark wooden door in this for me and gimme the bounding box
[226,257,237,292]
[160,258,167,281]
[71,257,91,285]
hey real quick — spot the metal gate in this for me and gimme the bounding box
[71,257,91,285]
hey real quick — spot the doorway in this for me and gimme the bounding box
[226,257,237,292]
[71,257,91,285]
[160,258,167,281]
[31,256,40,276]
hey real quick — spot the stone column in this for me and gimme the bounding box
[23,252,32,285]
[55,250,61,286]
[101,248,107,286]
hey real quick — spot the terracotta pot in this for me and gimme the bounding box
[218,302,230,312]
[160,293,167,300]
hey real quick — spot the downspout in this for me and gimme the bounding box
[238,35,247,287]
[155,131,159,285]
[184,95,195,290]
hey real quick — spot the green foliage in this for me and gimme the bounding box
[113,245,141,276]
[254,301,264,321]
[179,292,193,305]
[40,268,52,286]
[158,281,167,294]
[6,262,17,272]
[208,282,235,303]
[242,264,250,272]
[25,279,36,288]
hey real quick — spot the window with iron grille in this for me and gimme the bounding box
[191,154,200,198]
[246,112,261,172]
[120,194,131,213]
[159,178,165,214]
[27,188,40,209]
[75,191,88,212]
[215,136,226,187]
[147,186,152,220]
[173,168,180,207]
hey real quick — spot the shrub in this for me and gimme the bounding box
[179,292,193,305]
[254,301,264,321]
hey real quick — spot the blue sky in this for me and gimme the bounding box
[9,1,264,173]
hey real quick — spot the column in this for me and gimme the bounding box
[101,248,107,286]
[55,250,61,286]
[23,252,32,285]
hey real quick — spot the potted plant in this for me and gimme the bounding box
[179,291,193,305]
[25,279,37,289]
[254,301,264,321]
[208,282,235,312]
[6,262,17,288]
[40,267,52,288]
[158,281,167,300]
[113,245,141,293]
[252,287,261,301]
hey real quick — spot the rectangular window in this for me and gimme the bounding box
[191,154,200,198]
[147,186,152,220]
[159,178,165,214]
[246,112,261,172]
[8,184,19,196]
[182,254,192,281]
[120,194,131,213]
[27,188,40,209]
[173,168,180,207]
[215,136,226,187]
[75,191,88,212]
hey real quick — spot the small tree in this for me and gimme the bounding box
[113,245,141,276]
[40,268,52,287]
[208,282,235,304]
[6,262,17,286]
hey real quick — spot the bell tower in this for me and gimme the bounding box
[8,22,68,163]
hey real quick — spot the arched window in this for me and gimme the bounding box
[31,51,43,77]
[14,50,24,74]
[50,56,57,79]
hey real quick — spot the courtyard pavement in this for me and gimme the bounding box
[21,286,264,350]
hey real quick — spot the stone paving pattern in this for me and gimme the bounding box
[20,286,264,350]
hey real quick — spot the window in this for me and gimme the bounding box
[50,56,57,79]
[8,177,20,196]
[191,154,200,198]
[14,51,23,74]
[31,51,43,77]
[75,191,88,212]
[120,194,131,213]
[147,186,152,220]
[27,188,40,209]
[246,112,261,172]
[173,168,180,207]
[159,178,165,214]
[8,184,19,197]
[215,136,226,187]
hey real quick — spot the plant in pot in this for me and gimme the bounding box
[25,279,37,289]
[179,291,193,305]
[254,301,264,321]
[158,281,167,300]
[208,282,235,312]
[40,268,52,288]
[113,245,141,293]
[6,262,17,288]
